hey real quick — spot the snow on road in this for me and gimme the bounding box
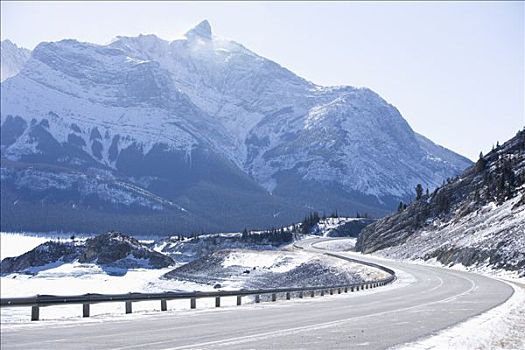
[397,279,525,350]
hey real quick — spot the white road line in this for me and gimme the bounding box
[108,272,479,350]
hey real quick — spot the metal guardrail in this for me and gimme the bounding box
[0,245,396,321]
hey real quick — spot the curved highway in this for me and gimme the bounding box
[0,237,514,350]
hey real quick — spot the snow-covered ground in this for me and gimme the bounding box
[0,232,388,323]
[166,248,388,290]
[372,194,525,278]
[0,232,214,322]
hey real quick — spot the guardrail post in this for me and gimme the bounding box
[161,299,167,311]
[310,291,315,298]
[125,301,132,314]
[215,296,221,307]
[83,303,90,317]
[330,289,333,295]
[320,290,325,296]
[255,295,260,303]
[237,296,242,306]
[299,291,303,299]
[350,287,354,292]
[344,287,348,293]
[272,293,277,302]
[338,288,341,294]
[190,297,196,309]
[286,292,291,300]
[31,306,39,321]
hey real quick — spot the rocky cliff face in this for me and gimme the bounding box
[1,21,471,234]
[0,232,174,274]
[356,130,525,276]
[0,40,30,82]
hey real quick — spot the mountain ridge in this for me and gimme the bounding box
[1,21,471,234]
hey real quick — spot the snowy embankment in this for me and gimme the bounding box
[164,248,388,290]
[374,195,525,279]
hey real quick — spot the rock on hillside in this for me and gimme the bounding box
[1,40,30,82]
[78,231,174,268]
[0,231,174,274]
[356,129,525,276]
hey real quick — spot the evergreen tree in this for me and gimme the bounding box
[415,184,423,200]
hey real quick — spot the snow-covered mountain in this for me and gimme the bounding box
[0,40,31,82]
[0,21,471,235]
[357,130,525,276]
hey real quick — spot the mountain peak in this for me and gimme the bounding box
[185,20,212,40]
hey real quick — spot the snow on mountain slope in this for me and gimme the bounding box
[109,21,471,199]
[1,40,30,82]
[357,130,525,277]
[1,38,235,161]
[1,21,471,234]
[375,193,525,277]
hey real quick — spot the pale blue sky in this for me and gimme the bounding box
[1,1,523,160]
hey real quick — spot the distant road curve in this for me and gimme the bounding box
[0,237,514,350]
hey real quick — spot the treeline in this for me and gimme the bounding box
[395,129,525,220]
[241,227,293,245]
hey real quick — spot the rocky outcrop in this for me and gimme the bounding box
[356,129,525,275]
[0,231,174,274]
[79,231,174,268]
[0,241,80,274]
[316,218,375,238]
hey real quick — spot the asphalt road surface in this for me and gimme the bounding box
[1,238,514,350]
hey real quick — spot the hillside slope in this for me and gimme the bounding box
[356,130,525,276]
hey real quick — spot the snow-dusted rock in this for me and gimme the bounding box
[1,40,30,82]
[0,231,174,274]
